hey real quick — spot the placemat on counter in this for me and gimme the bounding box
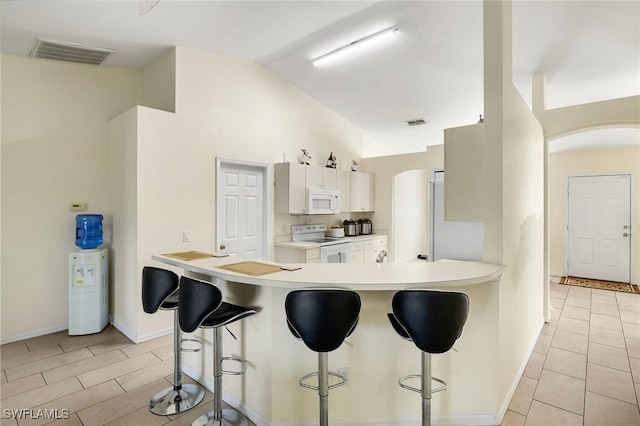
[218,261,283,276]
[162,250,214,261]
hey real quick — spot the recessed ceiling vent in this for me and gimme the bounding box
[405,118,427,127]
[30,38,115,66]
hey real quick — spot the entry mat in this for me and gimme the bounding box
[162,250,228,261]
[560,276,640,295]
[218,261,285,276]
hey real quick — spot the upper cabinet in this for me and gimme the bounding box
[275,164,375,214]
[350,171,375,212]
[337,170,351,213]
[444,123,484,222]
[306,166,337,190]
[274,163,306,214]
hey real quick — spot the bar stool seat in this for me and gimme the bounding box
[178,276,256,426]
[142,267,205,416]
[285,289,361,426]
[387,290,469,426]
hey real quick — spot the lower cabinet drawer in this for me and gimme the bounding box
[351,250,365,264]
[305,248,320,262]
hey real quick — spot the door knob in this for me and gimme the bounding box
[623,233,629,237]
[623,225,629,229]
[220,244,226,250]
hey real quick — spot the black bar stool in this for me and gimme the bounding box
[387,290,469,426]
[142,267,205,415]
[178,276,256,426]
[285,289,361,426]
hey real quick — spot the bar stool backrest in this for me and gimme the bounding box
[285,289,361,353]
[142,267,179,314]
[178,276,223,333]
[392,290,469,354]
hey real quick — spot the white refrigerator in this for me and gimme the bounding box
[68,249,109,335]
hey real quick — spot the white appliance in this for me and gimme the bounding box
[320,243,352,263]
[69,248,109,335]
[430,171,484,261]
[305,187,340,215]
[292,224,352,263]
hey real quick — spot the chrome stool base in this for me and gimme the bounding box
[149,384,205,416]
[192,407,249,426]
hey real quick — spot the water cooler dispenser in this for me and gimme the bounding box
[69,214,109,335]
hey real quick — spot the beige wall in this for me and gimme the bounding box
[1,55,142,342]
[362,147,444,262]
[548,146,640,283]
[483,2,545,416]
[497,84,545,403]
[109,46,368,340]
[393,169,428,262]
[107,108,141,339]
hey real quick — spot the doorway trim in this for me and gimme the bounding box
[564,172,636,284]
[215,158,273,261]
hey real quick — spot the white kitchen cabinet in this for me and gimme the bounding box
[444,123,484,222]
[274,246,320,263]
[349,236,387,263]
[351,241,365,263]
[364,236,388,263]
[337,169,351,213]
[350,171,375,212]
[275,162,306,214]
[275,163,340,214]
[306,166,337,190]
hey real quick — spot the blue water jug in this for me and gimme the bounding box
[75,214,103,249]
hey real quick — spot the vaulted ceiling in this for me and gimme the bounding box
[2,1,638,155]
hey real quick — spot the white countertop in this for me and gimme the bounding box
[151,254,504,291]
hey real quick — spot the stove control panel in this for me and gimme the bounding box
[292,224,326,236]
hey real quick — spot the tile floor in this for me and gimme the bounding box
[502,278,640,426]
[0,326,257,426]
[1,279,638,426]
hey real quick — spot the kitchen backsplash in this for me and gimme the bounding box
[274,212,374,240]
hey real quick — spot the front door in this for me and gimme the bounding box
[567,174,631,282]
[216,160,266,259]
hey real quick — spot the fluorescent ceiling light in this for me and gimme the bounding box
[313,27,398,66]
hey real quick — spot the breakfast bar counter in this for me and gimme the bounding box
[151,253,504,290]
[151,253,505,425]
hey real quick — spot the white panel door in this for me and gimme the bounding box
[217,162,264,259]
[568,174,631,282]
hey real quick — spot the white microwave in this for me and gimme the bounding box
[305,187,340,215]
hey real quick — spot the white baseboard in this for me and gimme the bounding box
[497,317,545,423]
[0,324,68,345]
[110,317,139,343]
[270,414,500,426]
[182,365,500,426]
[110,316,173,344]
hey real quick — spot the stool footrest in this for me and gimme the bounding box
[398,374,447,394]
[221,356,248,375]
[180,338,202,353]
[299,371,347,391]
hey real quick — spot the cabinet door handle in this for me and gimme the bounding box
[220,244,226,250]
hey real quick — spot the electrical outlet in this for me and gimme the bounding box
[182,231,190,242]
[338,367,349,386]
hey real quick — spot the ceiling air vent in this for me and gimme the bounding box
[30,38,115,66]
[405,118,427,127]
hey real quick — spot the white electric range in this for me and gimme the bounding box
[290,224,352,263]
